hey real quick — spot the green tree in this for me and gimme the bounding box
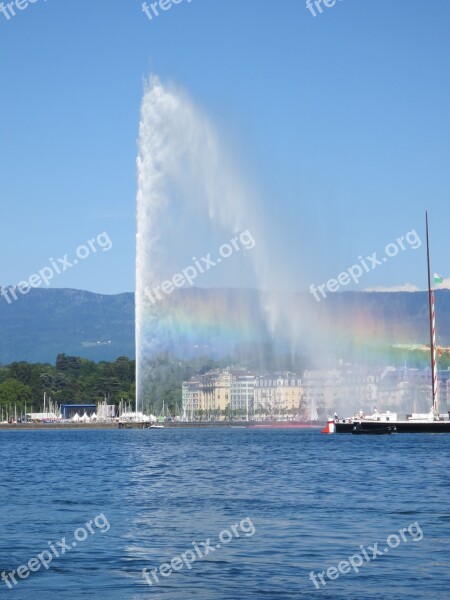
[0,379,32,410]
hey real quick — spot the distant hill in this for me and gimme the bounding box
[0,288,134,364]
[1,287,450,364]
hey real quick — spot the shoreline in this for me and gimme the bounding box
[0,421,323,431]
[0,422,248,430]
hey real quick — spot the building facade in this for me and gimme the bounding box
[230,372,255,416]
[182,369,255,420]
[182,365,450,421]
[182,379,201,421]
[254,373,304,418]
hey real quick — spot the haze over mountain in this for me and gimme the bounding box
[1,287,449,365]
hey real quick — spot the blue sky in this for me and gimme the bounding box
[1,0,450,294]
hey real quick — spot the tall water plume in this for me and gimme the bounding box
[135,77,407,418]
[135,77,323,413]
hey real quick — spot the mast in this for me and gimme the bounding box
[426,211,438,418]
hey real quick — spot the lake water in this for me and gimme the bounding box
[0,429,449,599]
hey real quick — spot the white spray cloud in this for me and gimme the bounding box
[135,77,304,407]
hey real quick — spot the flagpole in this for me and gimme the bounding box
[426,211,438,418]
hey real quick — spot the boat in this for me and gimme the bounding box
[351,423,396,435]
[323,411,450,434]
[323,212,450,435]
[149,424,164,428]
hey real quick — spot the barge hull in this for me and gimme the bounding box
[336,421,450,434]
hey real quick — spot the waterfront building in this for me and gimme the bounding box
[182,369,255,420]
[302,369,341,419]
[200,369,232,417]
[181,364,450,422]
[230,371,255,418]
[254,372,303,418]
[182,379,201,421]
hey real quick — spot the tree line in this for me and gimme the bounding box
[0,349,310,415]
[0,354,136,412]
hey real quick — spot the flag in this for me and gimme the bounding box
[434,273,444,284]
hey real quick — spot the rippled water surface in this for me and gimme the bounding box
[1,429,449,599]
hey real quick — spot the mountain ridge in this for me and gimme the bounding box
[1,287,449,364]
